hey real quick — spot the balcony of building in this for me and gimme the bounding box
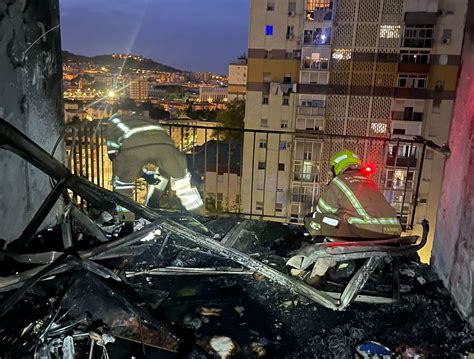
[302,27,332,47]
[386,155,418,167]
[297,105,326,117]
[398,63,430,73]
[305,0,333,22]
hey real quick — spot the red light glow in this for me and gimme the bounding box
[362,163,375,176]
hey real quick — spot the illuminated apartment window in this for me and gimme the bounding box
[303,53,329,69]
[371,122,388,134]
[400,50,430,64]
[380,25,401,39]
[266,25,273,36]
[332,48,352,60]
[306,0,332,21]
[304,27,331,45]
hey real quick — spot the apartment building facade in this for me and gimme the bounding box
[228,58,248,100]
[128,79,149,101]
[242,0,467,259]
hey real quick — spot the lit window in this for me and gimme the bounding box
[380,25,401,39]
[266,25,273,36]
[400,50,430,64]
[332,48,352,60]
[304,28,331,45]
[371,122,387,134]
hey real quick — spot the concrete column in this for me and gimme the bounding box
[0,0,64,242]
[432,0,474,326]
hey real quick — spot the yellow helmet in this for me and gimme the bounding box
[330,149,361,176]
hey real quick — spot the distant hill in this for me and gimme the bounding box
[62,50,180,73]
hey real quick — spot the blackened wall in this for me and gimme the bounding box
[432,0,474,327]
[0,0,64,242]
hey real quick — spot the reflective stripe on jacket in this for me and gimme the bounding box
[105,116,170,150]
[316,169,402,235]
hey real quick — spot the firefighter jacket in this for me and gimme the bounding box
[105,116,203,212]
[314,169,402,236]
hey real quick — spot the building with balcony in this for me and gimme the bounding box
[242,0,468,258]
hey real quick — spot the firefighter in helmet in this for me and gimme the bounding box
[288,149,402,283]
[105,115,203,221]
[304,149,402,239]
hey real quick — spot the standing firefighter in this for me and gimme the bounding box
[105,116,203,221]
[304,149,402,239]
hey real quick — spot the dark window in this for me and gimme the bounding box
[258,162,266,170]
[403,107,413,121]
[283,75,292,83]
[267,3,275,11]
[412,112,423,121]
[393,128,406,135]
[262,96,269,105]
[282,97,289,106]
[259,140,267,148]
[278,163,285,171]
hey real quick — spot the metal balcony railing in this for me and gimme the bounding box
[65,120,428,229]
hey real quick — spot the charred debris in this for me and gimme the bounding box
[0,117,472,358]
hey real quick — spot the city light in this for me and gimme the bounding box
[108,90,116,98]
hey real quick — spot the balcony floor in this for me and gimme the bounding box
[1,216,471,358]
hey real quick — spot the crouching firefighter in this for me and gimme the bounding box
[105,115,204,222]
[304,149,402,239]
[287,149,402,283]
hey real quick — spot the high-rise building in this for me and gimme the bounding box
[228,58,248,100]
[128,80,149,101]
[242,0,467,258]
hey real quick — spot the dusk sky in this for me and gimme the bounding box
[60,0,250,74]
